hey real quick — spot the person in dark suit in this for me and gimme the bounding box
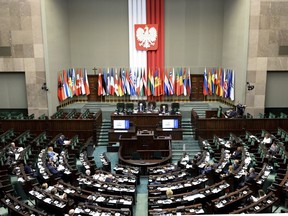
[245,167,257,183]
[56,135,71,151]
[47,161,63,178]
[232,159,240,171]
[24,161,37,177]
[231,146,242,159]
[239,167,257,188]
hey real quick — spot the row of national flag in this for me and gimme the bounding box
[58,68,90,102]
[97,67,191,97]
[203,68,235,101]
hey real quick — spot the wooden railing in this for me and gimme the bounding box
[191,109,288,139]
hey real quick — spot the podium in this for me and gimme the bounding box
[118,130,172,174]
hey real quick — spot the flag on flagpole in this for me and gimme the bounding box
[80,69,86,95]
[203,68,208,96]
[139,68,144,96]
[118,69,124,97]
[136,68,141,96]
[98,69,103,96]
[129,68,135,95]
[230,70,235,101]
[75,69,80,96]
[154,68,161,96]
[169,68,175,95]
[214,68,218,95]
[114,68,119,96]
[106,68,110,95]
[121,69,127,95]
[83,68,90,95]
[63,70,71,98]
[176,69,180,96]
[183,68,187,96]
[125,69,131,95]
[219,68,224,97]
[211,68,215,95]
[141,67,146,96]
[186,68,191,96]
[67,69,73,97]
[208,69,212,95]
[110,68,115,96]
[62,72,68,100]
[179,68,184,95]
[57,72,64,101]
[164,69,170,95]
[223,69,229,98]
[103,68,107,95]
[147,68,154,96]
[72,68,76,96]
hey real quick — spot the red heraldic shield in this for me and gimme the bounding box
[135,24,158,51]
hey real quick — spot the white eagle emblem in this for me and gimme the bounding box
[136,26,158,49]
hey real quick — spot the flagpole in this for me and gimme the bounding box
[93,67,101,103]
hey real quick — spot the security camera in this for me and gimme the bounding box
[246,82,254,91]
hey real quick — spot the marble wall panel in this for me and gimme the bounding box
[250,16,260,30]
[12,44,24,57]
[23,44,34,58]
[255,83,266,95]
[278,30,288,45]
[267,57,288,70]
[13,58,24,71]
[248,30,259,58]
[247,70,257,83]
[255,70,267,84]
[21,16,32,31]
[19,1,31,17]
[254,95,265,107]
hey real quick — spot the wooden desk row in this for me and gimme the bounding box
[191,109,288,139]
[148,180,229,209]
[0,109,102,141]
[1,193,47,216]
[148,174,208,196]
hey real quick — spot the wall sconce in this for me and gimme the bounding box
[41,82,49,91]
[246,82,254,91]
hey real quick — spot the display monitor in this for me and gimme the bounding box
[113,120,130,129]
[162,119,179,129]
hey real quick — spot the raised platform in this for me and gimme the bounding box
[61,101,232,120]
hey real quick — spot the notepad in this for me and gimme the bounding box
[114,130,128,133]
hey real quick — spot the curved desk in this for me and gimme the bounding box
[118,130,172,174]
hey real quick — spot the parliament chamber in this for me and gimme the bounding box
[0,103,287,216]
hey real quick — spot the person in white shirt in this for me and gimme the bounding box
[251,189,266,202]
[262,133,272,144]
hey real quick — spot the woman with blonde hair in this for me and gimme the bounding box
[166,187,173,198]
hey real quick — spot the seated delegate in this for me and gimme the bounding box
[57,135,71,150]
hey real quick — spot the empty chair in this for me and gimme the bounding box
[116,103,125,113]
[217,106,222,118]
[171,103,180,113]
[137,101,146,112]
[160,104,169,113]
[125,103,134,113]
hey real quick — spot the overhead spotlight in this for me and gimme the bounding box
[246,82,254,91]
[41,82,49,91]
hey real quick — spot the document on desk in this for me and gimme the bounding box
[114,130,128,133]
[184,193,205,201]
[162,128,172,131]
